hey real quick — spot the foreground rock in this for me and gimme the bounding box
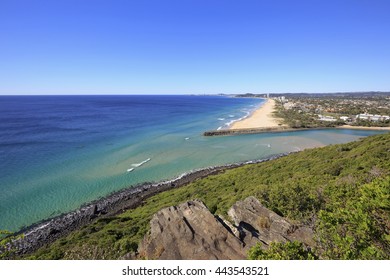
[139,200,246,260]
[228,196,314,249]
[138,197,314,260]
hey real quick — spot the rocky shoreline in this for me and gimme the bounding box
[9,152,294,256]
[203,127,308,136]
[204,126,390,136]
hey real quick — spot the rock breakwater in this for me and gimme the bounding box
[203,127,307,136]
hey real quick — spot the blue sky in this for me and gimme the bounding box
[1,0,389,94]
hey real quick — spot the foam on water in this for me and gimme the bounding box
[131,158,151,168]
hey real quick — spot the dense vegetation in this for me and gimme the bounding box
[248,174,390,260]
[5,133,389,260]
[0,230,15,259]
[248,241,317,260]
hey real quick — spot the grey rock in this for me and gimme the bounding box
[228,196,314,249]
[139,200,246,260]
[138,197,314,260]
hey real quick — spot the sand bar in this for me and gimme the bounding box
[230,98,286,129]
[338,125,390,131]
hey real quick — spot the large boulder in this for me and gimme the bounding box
[137,197,314,259]
[228,196,314,248]
[139,200,246,260]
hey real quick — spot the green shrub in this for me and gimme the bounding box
[248,241,317,260]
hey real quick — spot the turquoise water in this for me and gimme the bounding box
[0,95,385,231]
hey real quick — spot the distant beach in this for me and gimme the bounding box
[221,99,390,135]
[338,125,390,131]
[230,98,286,130]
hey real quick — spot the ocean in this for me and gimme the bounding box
[0,95,385,232]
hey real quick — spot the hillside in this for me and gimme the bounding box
[8,133,390,259]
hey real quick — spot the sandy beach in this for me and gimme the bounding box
[230,98,286,129]
[338,125,390,131]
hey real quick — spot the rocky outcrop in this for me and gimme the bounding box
[139,200,246,260]
[138,197,313,260]
[228,196,314,249]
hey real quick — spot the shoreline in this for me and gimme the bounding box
[229,98,286,130]
[338,125,390,131]
[221,98,390,135]
[205,122,390,137]
[204,126,390,136]
[10,152,294,256]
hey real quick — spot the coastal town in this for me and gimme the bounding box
[232,92,390,131]
[274,92,390,128]
[203,92,390,136]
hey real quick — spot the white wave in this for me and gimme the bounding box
[229,114,235,118]
[255,143,271,148]
[225,120,236,127]
[24,222,50,237]
[185,137,190,140]
[218,118,225,121]
[131,158,151,167]
[127,158,151,172]
[217,126,223,130]
[225,111,252,128]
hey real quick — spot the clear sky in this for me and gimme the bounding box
[1,0,389,95]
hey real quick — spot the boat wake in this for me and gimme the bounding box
[131,158,151,167]
[127,158,151,172]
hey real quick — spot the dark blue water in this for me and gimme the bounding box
[0,95,384,231]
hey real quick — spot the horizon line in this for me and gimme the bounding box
[1,90,390,96]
